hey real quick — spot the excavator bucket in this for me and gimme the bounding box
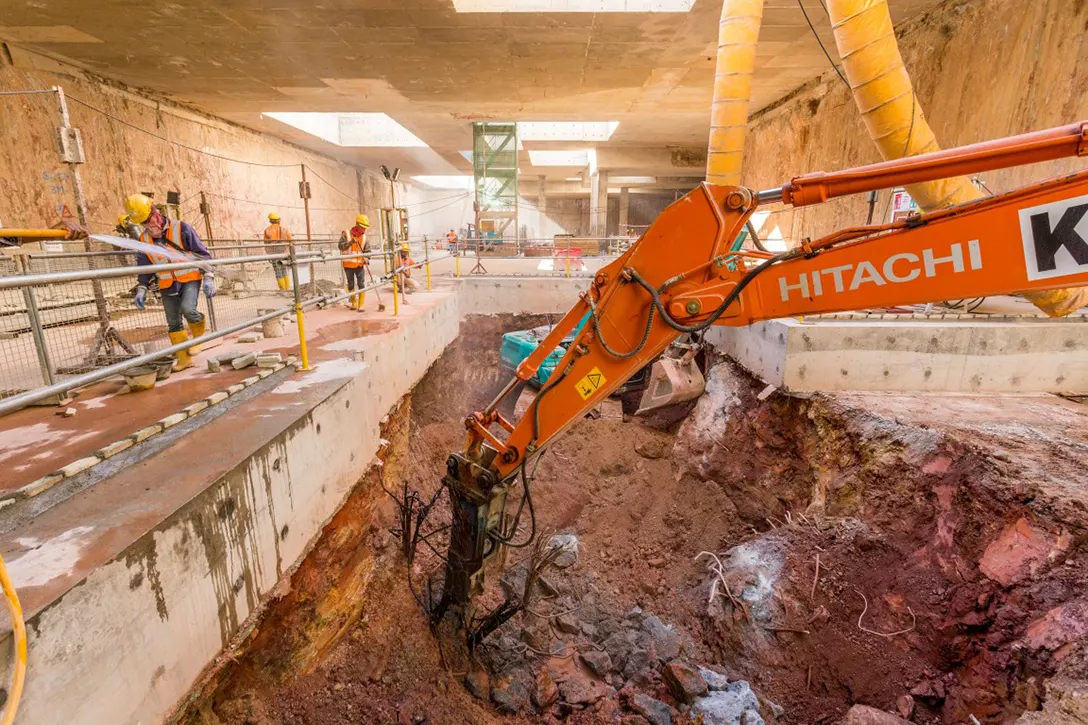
[636,355,705,415]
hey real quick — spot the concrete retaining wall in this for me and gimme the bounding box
[1,294,460,725]
[456,276,588,315]
[708,317,1088,393]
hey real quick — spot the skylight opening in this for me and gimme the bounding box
[264,112,427,148]
[518,122,619,141]
[527,149,591,166]
[453,0,693,12]
[413,175,474,190]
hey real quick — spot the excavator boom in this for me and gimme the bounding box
[433,121,1088,622]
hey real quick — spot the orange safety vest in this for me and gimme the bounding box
[264,223,292,254]
[399,255,415,277]
[140,220,202,290]
[343,230,368,269]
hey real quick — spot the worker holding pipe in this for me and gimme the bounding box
[397,243,419,295]
[263,212,293,291]
[125,193,215,371]
[338,214,371,310]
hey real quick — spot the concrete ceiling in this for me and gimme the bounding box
[1,0,941,190]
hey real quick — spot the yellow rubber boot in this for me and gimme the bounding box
[187,318,206,355]
[348,293,357,310]
[169,330,194,371]
[277,276,290,291]
[358,291,365,311]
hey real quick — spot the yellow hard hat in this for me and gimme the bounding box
[400,243,410,252]
[356,214,370,228]
[117,214,130,226]
[268,211,281,222]
[124,194,153,224]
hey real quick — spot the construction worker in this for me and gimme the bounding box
[397,243,420,295]
[125,193,214,371]
[263,212,292,291]
[339,214,370,310]
[446,228,458,253]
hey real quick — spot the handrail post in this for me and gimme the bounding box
[288,244,313,371]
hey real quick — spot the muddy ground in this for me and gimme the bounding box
[175,315,1088,725]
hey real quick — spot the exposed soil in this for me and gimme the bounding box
[174,315,1088,725]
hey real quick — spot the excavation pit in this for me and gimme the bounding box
[169,315,1088,725]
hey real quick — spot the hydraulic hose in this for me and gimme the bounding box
[826,0,1087,316]
[0,554,26,725]
[706,0,764,185]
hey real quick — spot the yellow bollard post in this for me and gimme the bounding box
[288,245,313,370]
[391,263,400,316]
[455,251,461,278]
[424,240,432,291]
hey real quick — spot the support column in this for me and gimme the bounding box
[537,175,547,240]
[618,187,630,235]
[590,170,608,236]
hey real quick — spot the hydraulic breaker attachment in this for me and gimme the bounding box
[636,346,705,415]
[431,449,511,625]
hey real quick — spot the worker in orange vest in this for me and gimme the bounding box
[446,228,457,252]
[397,243,420,296]
[339,214,371,310]
[263,211,292,291]
[126,193,214,371]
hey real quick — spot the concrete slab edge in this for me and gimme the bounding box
[6,357,298,505]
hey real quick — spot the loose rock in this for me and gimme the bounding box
[464,669,489,700]
[491,680,527,714]
[554,613,581,635]
[663,661,708,704]
[559,675,609,706]
[580,650,613,679]
[549,534,580,568]
[895,694,914,720]
[532,669,558,710]
[628,693,672,725]
[642,615,681,661]
[840,705,914,725]
[691,681,765,725]
[634,438,669,460]
[699,667,731,691]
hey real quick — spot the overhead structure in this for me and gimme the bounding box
[826,0,1088,316]
[472,122,519,243]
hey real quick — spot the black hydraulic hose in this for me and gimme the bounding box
[588,290,657,360]
[746,220,769,253]
[626,252,782,334]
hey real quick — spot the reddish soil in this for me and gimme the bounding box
[175,315,1088,725]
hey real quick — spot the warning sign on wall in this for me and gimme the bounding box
[889,187,919,223]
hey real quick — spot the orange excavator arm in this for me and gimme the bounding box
[434,121,1088,621]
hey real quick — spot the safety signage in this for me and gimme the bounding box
[574,366,607,400]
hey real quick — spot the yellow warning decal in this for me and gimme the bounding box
[575,366,607,400]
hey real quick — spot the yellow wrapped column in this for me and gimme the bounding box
[827,0,1087,316]
[706,0,764,185]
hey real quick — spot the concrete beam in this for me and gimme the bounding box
[707,316,1088,393]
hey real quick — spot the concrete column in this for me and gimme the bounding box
[618,187,629,235]
[537,175,547,239]
[590,170,608,236]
